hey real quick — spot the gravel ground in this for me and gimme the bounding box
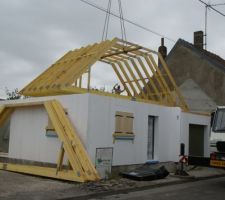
[0,166,225,200]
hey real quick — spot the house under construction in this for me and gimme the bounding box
[0,38,210,182]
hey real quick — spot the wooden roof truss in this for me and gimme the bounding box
[20,38,188,111]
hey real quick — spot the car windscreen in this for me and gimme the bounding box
[213,108,225,132]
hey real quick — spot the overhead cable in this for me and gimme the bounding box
[80,0,176,42]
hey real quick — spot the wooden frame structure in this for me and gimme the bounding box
[20,38,188,111]
[0,100,100,182]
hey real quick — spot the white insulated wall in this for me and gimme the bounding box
[9,107,61,163]
[2,94,210,166]
[86,94,182,165]
[7,94,89,164]
[180,112,210,157]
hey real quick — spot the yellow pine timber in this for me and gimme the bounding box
[123,60,147,99]
[136,57,161,101]
[19,37,189,110]
[87,66,91,90]
[102,53,154,100]
[44,100,100,181]
[21,50,73,93]
[60,86,166,106]
[129,58,155,100]
[147,54,176,105]
[31,46,88,91]
[66,39,118,85]
[0,105,4,113]
[148,54,172,93]
[110,63,133,96]
[42,46,90,89]
[53,40,114,87]
[0,163,84,182]
[114,61,139,97]
[143,55,174,105]
[157,53,189,111]
[114,55,149,99]
[79,75,83,88]
[0,106,14,127]
[52,101,99,179]
[44,101,88,180]
[56,142,65,173]
[118,63,138,96]
[54,43,99,86]
[0,100,100,182]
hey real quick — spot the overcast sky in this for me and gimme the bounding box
[0,0,225,97]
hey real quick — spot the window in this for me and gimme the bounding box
[45,117,58,137]
[113,111,134,142]
[213,108,225,132]
[45,108,68,137]
[0,119,10,153]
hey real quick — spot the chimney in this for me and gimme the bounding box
[194,31,204,49]
[158,38,167,66]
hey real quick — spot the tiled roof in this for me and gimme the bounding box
[169,39,225,72]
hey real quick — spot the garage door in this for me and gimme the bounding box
[189,124,205,157]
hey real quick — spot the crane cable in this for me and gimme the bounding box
[80,0,176,43]
[102,0,112,41]
[118,0,127,42]
[102,0,127,42]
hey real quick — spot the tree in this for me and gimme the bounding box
[5,88,21,100]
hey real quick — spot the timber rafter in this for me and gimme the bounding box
[20,38,188,111]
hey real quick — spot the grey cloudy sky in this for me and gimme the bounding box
[0,0,225,97]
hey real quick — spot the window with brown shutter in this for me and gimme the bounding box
[113,111,135,142]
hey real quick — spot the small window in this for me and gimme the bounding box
[0,119,10,153]
[45,117,58,137]
[113,111,135,142]
[45,108,68,137]
[213,108,225,132]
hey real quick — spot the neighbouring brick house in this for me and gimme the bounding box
[160,31,225,112]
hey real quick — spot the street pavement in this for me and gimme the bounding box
[88,176,225,200]
[1,167,225,200]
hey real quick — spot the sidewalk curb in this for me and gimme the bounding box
[170,174,196,179]
[59,174,225,200]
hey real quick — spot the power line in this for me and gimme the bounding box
[79,0,176,42]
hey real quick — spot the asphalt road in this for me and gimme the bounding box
[89,176,225,200]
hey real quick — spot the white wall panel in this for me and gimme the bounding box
[180,112,210,157]
[86,94,182,165]
[3,93,211,166]
[7,94,89,164]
